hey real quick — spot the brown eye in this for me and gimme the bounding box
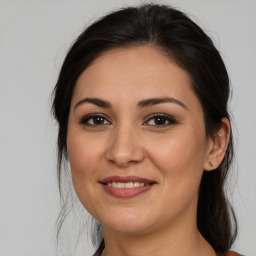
[144,114,177,127]
[153,116,168,125]
[91,116,105,125]
[80,114,111,126]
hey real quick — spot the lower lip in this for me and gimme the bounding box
[101,184,154,198]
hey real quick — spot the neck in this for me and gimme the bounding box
[102,218,216,256]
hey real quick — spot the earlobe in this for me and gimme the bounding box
[204,117,231,171]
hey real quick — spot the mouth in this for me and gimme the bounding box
[99,176,156,198]
[104,181,151,188]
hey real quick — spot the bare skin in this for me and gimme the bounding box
[67,46,230,256]
[102,215,216,256]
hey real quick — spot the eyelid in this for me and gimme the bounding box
[80,113,111,125]
[143,113,177,126]
[79,112,177,127]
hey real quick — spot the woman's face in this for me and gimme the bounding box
[67,46,213,234]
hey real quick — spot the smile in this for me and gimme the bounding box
[100,176,156,198]
[106,182,150,188]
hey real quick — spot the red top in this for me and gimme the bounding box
[225,252,242,256]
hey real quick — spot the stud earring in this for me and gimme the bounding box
[209,162,213,168]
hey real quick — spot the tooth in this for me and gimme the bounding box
[134,182,140,187]
[124,182,133,188]
[106,182,149,188]
[117,182,125,188]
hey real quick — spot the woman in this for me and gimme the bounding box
[52,4,242,256]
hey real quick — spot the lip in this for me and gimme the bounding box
[100,176,156,198]
[100,175,155,184]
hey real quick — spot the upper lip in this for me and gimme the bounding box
[100,176,156,184]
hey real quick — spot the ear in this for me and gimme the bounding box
[203,117,231,171]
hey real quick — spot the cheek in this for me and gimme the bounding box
[146,129,206,188]
[66,131,107,217]
[66,130,106,206]
[144,131,206,220]
[67,130,103,175]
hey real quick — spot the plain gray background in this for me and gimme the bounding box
[0,0,255,255]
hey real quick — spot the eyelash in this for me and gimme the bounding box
[80,113,177,127]
[143,113,177,127]
[80,114,110,126]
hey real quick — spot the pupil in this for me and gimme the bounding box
[94,116,104,124]
[155,117,166,125]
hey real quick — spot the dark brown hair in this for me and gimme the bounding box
[52,4,237,255]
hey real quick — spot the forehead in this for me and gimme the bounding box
[72,46,199,108]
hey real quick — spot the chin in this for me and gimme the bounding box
[99,208,159,234]
[103,219,152,234]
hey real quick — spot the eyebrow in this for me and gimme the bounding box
[74,97,187,111]
[74,98,112,110]
[137,97,187,109]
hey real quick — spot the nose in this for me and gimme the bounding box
[106,125,145,168]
